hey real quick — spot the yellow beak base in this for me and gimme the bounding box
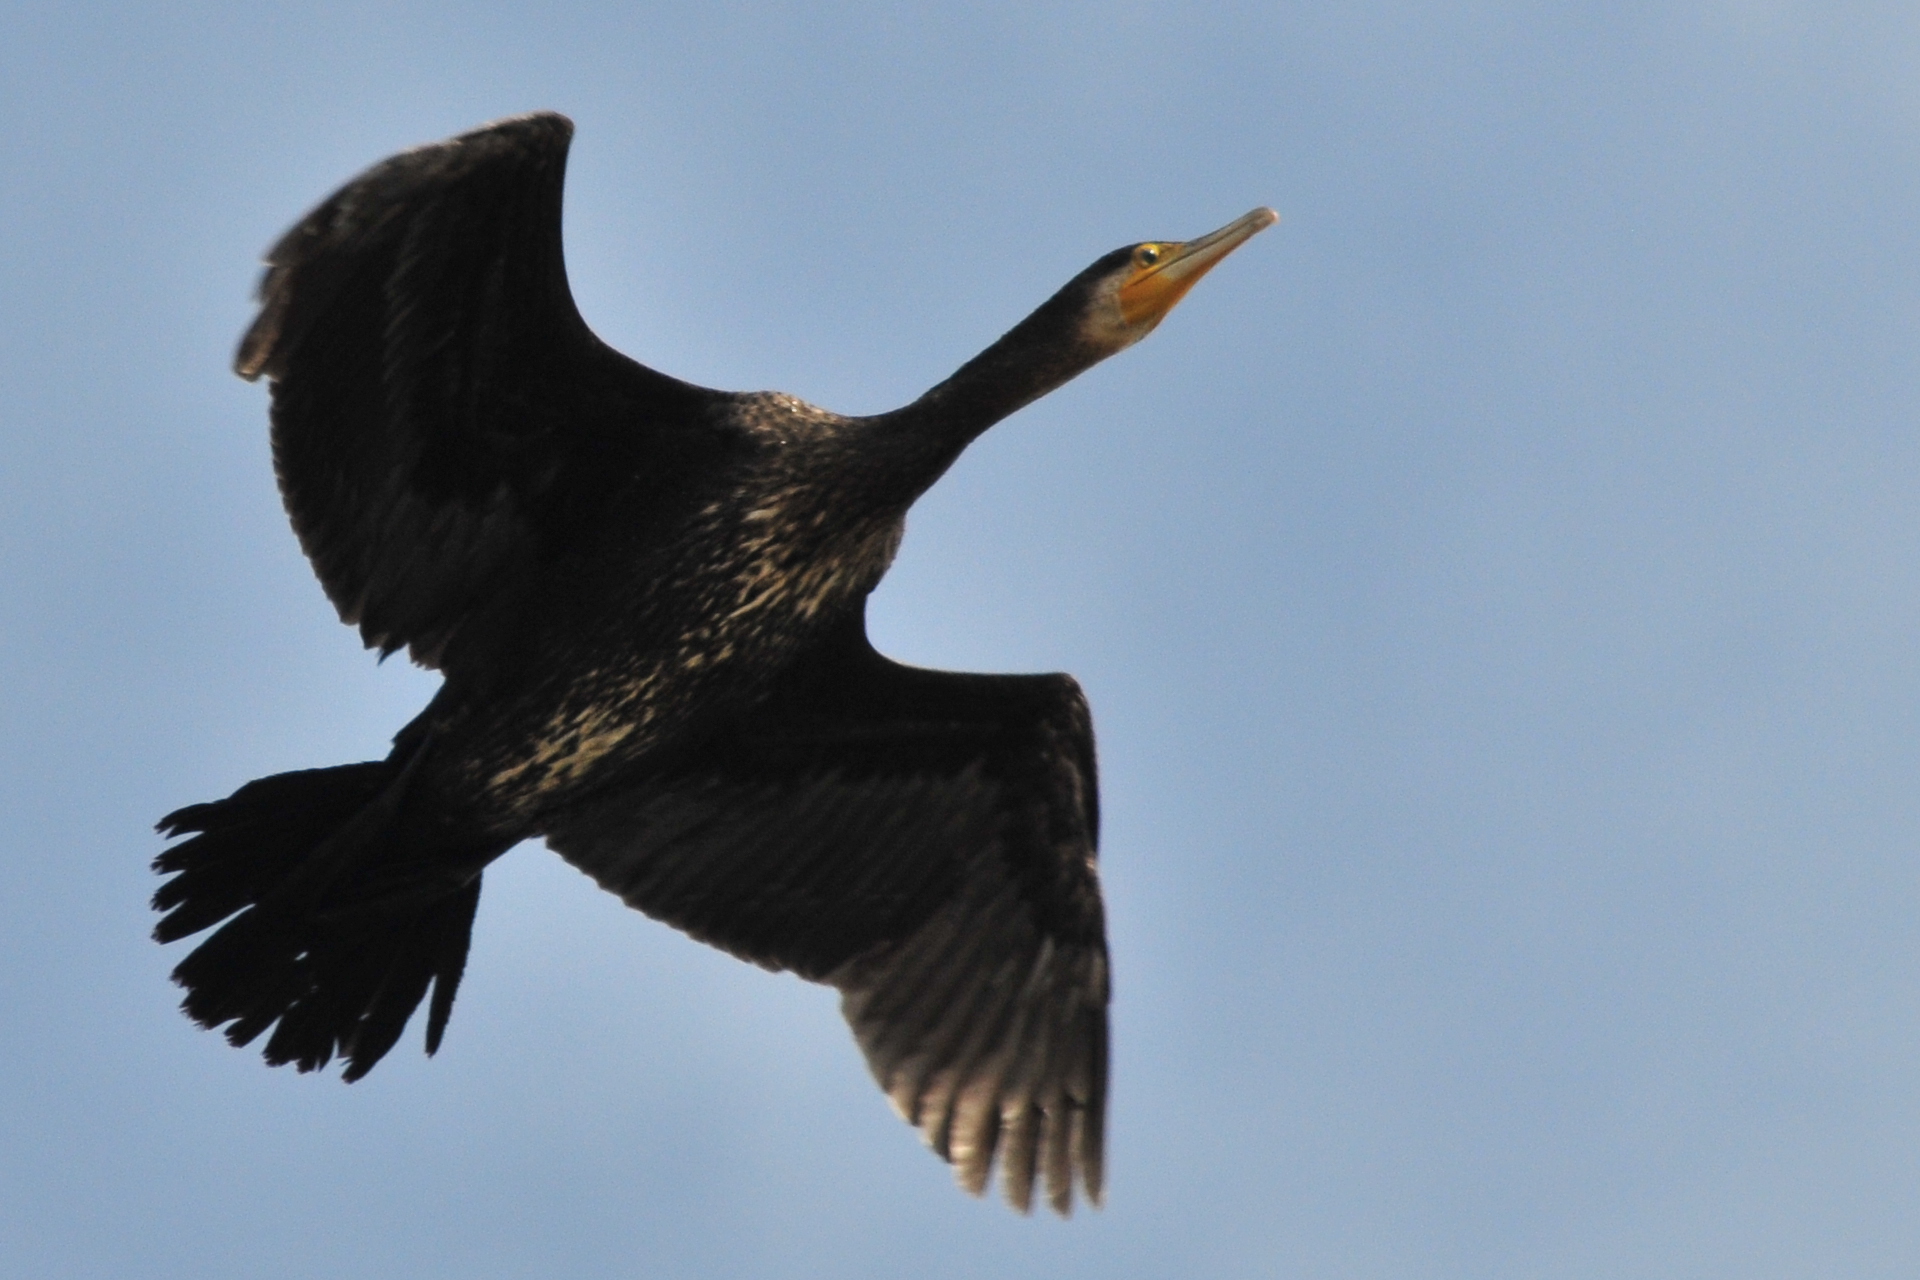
[1117,207,1278,330]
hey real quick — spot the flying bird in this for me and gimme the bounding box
[154,112,1275,1215]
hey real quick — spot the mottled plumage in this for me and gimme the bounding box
[155,112,1273,1215]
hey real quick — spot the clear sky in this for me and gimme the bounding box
[5,3,1920,1277]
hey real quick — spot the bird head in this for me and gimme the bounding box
[1077,206,1279,354]
[891,203,1279,465]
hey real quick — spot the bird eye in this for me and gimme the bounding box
[1135,245,1161,268]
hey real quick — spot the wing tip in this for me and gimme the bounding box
[453,110,576,157]
[229,109,581,382]
[234,306,279,380]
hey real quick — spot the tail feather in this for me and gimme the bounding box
[154,759,503,1081]
[154,763,392,942]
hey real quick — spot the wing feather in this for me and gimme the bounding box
[544,628,1109,1213]
[237,112,722,670]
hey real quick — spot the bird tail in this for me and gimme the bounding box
[152,753,509,1081]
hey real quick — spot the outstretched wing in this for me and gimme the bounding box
[543,618,1110,1215]
[238,112,726,670]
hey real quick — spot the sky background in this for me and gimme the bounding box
[5,3,1920,1277]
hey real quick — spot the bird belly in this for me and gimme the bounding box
[470,506,904,818]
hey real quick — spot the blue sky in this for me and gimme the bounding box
[5,3,1920,1277]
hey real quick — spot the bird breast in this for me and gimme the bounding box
[477,455,905,818]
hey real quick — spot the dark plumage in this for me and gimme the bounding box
[154,112,1274,1215]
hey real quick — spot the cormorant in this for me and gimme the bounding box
[154,112,1275,1215]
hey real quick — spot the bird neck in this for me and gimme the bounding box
[869,285,1111,503]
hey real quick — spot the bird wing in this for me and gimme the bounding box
[236,112,724,669]
[543,621,1110,1215]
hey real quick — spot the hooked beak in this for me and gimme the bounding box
[1118,206,1279,331]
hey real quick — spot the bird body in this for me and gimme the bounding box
[155,112,1274,1214]
[440,400,911,819]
